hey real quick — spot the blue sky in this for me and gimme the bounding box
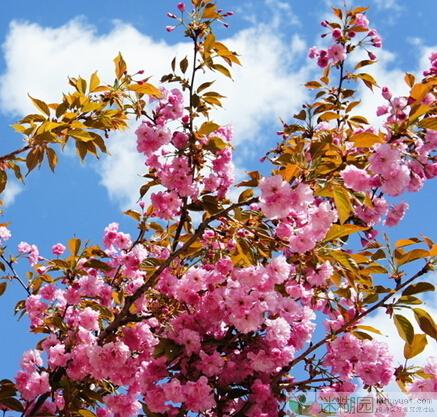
[0,0,436,381]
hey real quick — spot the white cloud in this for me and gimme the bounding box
[352,49,408,127]
[372,0,402,12]
[2,179,23,206]
[0,19,310,208]
[1,12,433,210]
[351,44,436,127]
[237,0,300,28]
[364,289,437,368]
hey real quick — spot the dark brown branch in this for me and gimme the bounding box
[1,254,31,295]
[290,262,431,368]
[99,197,258,342]
[0,145,31,163]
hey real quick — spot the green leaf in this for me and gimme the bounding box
[394,314,415,344]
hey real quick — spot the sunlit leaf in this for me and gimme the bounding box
[324,224,367,242]
[402,282,435,296]
[113,52,127,79]
[350,132,384,147]
[128,83,162,98]
[28,95,50,116]
[404,334,427,359]
[333,185,353,224]
[413,308,437,340]
[394,314,415,344]
[68,238,81,257]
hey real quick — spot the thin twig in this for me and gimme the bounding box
[99,197,258,342]
[290,262,431,368]
[0,255,30,295]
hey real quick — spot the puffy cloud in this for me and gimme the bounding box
[2,180,23,207]
[364,289,437,367]
[1,10,433,209]
[352,44,436,127]
[372,0,402,12]
[0,18,310,208]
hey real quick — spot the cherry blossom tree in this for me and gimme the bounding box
[0,1,436,416]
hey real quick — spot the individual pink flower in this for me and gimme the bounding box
[183,376,215,412]
[332,28,342,39]
[136,123,171,156]
[78,307,100,331]
[384,202,409,227]
[51,243,66,256]
[104,394,142,417]
[376,105,389,116]
[308,47,319,59]
[16,370,50,401]
[355,13,369,28]
[382,86,392,100]
[317,49,329,68]
[327,44,346,64]
[151,190,182,220]
[0,226,11,242]
[369,144,401,177]
[18,241,40,266]
[48,344,70,368]
[172,131,188,149]
[259,175,293,219]
[177,2,186,12]
[340,165,374,192]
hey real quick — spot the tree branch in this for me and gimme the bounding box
[290,262,432,368]
[1,255,31,295]
[99,197,258,342]
[0,145,31,163]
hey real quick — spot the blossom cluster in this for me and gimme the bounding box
[340,84,436,229]
[309,12,382,68]
[135,88,234,220]
[10,222,402,417]
[1,3,436,417]
[409,357,437,393]
[259,175,337,254]
[324,334,393,387]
